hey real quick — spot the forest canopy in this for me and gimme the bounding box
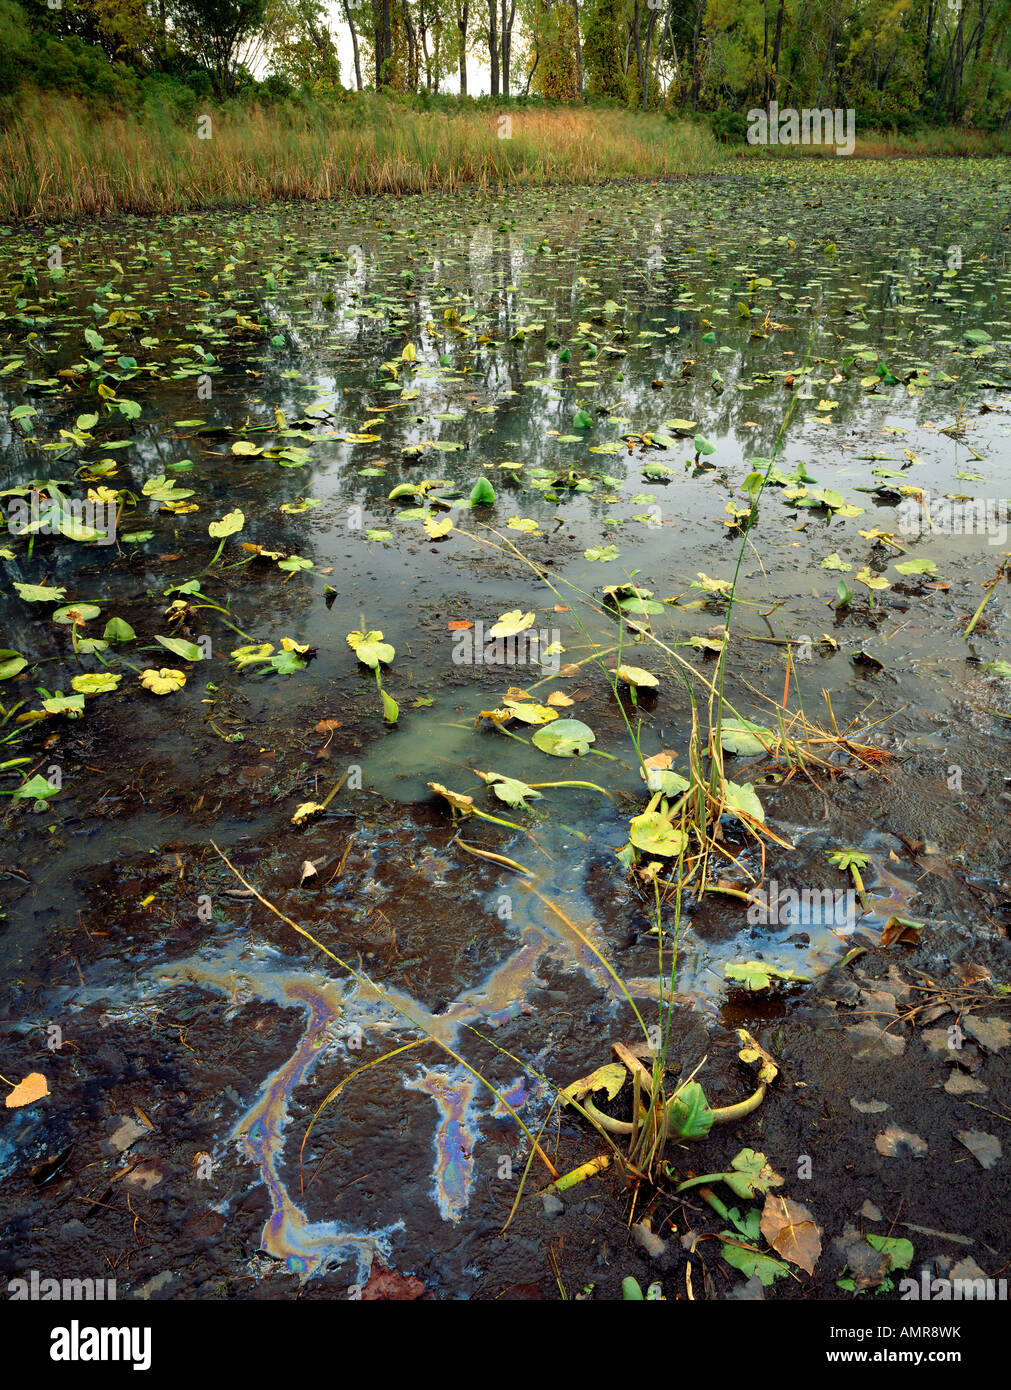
[2,0,1010,130]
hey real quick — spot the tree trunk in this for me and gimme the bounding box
[401,0,419,88]
[769,0,785,102]
[344,0,363,89]
[488,0,499,95]
[642,2,658,107]
[374,0,393,87]
[688,0,704,106]
[763,0,770,101]
[571,0,583,98]
[653,4,673,99]
[457,0,468,92]
[814,20,835,105]
[632,0,644,98]
[501,0,517,95]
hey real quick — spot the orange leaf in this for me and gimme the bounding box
[447,620,473,631]
[315,719,342,732]
[5,1072,49,1108]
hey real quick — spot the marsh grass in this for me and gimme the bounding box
[735,126,1011,160]
[1,92,722,220]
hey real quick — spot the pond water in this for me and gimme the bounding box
[2,159,1010,1297]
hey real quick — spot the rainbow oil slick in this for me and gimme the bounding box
[402,1067,480,1223]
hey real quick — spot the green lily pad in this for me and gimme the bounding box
[531,719,596,757]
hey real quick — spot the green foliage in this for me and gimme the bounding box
[710,107,747,143]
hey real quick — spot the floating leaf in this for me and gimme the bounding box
[208,509,244,538]
[488,609,535,639]
[52,603,100,625]
[616,665,658,689]
[0,652,28,680]
[475,770,543,810]
[423,514,453,539]
[720,719,775,755]
[39,695,83,718]
[231,643,274,669]
[427,782,474,814]
[723,779,765,823]
[855,567,890,591]
[139,668,186,694]
[70,673,121,695]
[725,961,810,990]
[156,635,203,662]
[531,719,596,757]
[346,630,395,667]
[629,810,686,857]
[103,617,136,643]
[821,552,851,572]
[13,774,62,800]
[641,752,691,797]
[13,583,67,603]
[504,700,558,726]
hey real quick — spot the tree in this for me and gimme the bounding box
[454,0,469,91]
[169,0,268,93]
[268,0,341,87]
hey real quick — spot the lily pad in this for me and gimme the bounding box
[531,719,596,757]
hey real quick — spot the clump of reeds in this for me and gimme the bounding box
[0,91,723,221]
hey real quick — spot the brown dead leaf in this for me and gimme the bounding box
[963,1016,1011,1053]
[122,1159,165,1192]
[881,915,923,946]
[315,719,342,733]
[760,1195,821,1274]
[361,1262,429,1300]
[5,1072,49,1108]
[553,605,570,612]
[945,1071,987,1096]
[447,620,473,631]
[875,1126,928,1158]
[956,1130,1002,1169]
[133,1105,155,1130]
